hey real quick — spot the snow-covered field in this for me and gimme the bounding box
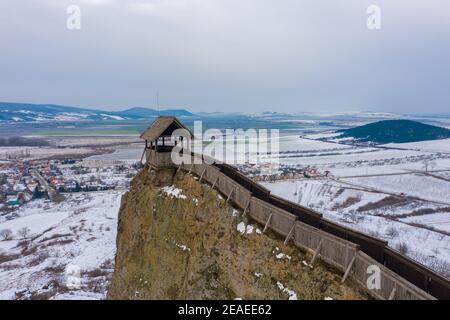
[259,137,450,278]
[384,139,450,153]
[263,179,450,277]
[343,175,450,204]
[0,190,123,300]
[401,212,450,233]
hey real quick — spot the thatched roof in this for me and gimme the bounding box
[140,116,193,141]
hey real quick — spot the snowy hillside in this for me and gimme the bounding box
[0,102,192,123]
[251,136,450,278]
[0,191,123,300]
[263,179,450,276]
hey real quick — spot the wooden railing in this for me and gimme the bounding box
[173,157,450,300]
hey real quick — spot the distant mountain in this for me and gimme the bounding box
[0,102,193,122]
[336,120,450,144]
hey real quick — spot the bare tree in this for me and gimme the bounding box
[385,227,399,238]
[17,227,31,239]
[0,229,13,241]
[397,242,409,255]
[422,159,437,172]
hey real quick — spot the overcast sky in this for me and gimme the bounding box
[0,0,449,113]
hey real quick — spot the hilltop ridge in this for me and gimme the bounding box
[107,168,366,300]
[0,102,193,122]
[336,119,450,144]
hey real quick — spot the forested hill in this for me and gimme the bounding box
[337,120,450,144]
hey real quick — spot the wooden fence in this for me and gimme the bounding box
[175,158,448,300]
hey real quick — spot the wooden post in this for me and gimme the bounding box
[199,168,206,182]
[226,187,234,203]
[188,163,194,174]
[263,212,273,233]
[284,223,295,245]
[210,176,218,191]
[176,163,183,174]
[341,254,356,283]
[310,239,322,265]
[140,147,146,165]
[388,285,397,300]
[242,197,251,216]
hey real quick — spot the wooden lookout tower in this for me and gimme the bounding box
[140,116,193,169]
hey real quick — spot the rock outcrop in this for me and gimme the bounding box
[107,168,367,300]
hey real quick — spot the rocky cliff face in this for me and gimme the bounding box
[107,168,367,300]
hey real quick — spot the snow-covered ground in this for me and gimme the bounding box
[263,179,450,277]
[259,138,450,278]
[343,174,450,204]
[384,139,450,153]
[0,190,123,300]
[401,212,450,233]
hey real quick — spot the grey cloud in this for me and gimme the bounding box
[0,0,449,113]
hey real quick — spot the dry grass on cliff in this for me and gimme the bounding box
[107,168,367,300]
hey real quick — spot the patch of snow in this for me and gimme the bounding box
[100,114,125,121]
[276,281,297,300]
[175,243,191,252]
[160,185,187,200]
[275,253,291,260]
[237,222,246,235]
[302,260,313,268]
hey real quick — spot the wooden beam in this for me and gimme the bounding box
[199,168,206,182]
[341,254,356,283]
[188,163,194,174]
[210,176,218,191]
[284,223,295,245]
[226,187,234,203]
[242,197,252,216]
[310,239,322,265]
[140,147,146,165]
[388,285,397,300]
[263,212,273,233]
